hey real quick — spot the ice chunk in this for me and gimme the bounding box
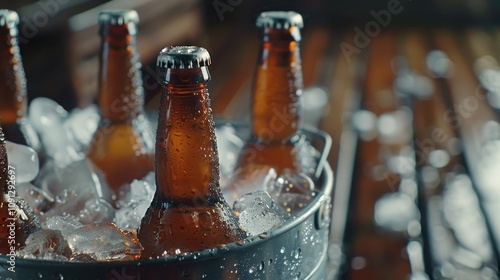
[78,198,115,224]
[386,146,416,177]
[44,216,83,238]
[223,165,277,206]
[127,173,155,204]
[29,97,68,130]
[293,134,321,177]
[28,97,82,165]
[395,71,434,98]
[377,109,412,146]
[352,110,378,141]
[301,87,328,128]
[233,190,289,236]
[374,192,419,232]
[216,124,244,185]
[41,188,96,223]
[35,159,108,200]
[36,158,111,224]
[64,104,99,151]
[18,229,72,258]
[267,169,316,214]
[5,141,39,183]
[114,173,155,230]
[16,182,54,214]
[67,222,143,261]
[115,200,150,230]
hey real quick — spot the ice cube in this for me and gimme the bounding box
[216,124,244,184]
[16,182,54,214]
[233,190,289,236]
[301,87,328,128]
[377,109,412,146]
[28,97,82,165]
[64,104,99,151]
[35,159,108,200]
[114,173,155,230]
[78,198,115,224]
[67,222,143,261]
[115,172,155,209]
[28,97,68,130]
[129,173,155,202]
[293,134,321,177]
[114,200,150,230]
[35,158,111,224]
[41,188,97,223]
[374,192,419,232]
[44,216,83,238]
[5,141,39,183]
[267,169,316,214]
[223,165,277,206]
[352,110,378,141]
[18,229,72,258]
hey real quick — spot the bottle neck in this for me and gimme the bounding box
[155,68,221,204]
[0,25,27,124]
[252,27,303,142]
[98,24,143,123]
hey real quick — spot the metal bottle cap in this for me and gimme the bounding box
[157,46,211,69]
[0,10,19,28]
[98,10,139,25]
[256,11,303,29]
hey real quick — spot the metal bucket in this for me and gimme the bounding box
[0,123,334,280]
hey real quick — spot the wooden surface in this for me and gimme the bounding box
[196,25,500,279]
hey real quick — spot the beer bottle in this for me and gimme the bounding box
[233,11,311,176]
[0,124,40,253]
[0,10,40,152]
[87,10,154,204]
[138,46,245,258]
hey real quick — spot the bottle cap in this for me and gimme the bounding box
[157,46,211,69]
[0,10,19,28]
[256,11,303,29]
[98,10,139,25]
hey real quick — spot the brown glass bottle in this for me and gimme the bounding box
[234,11,308,175]
[87,10,154,204]
[0,10,40,151]
[138,46,245,258]
[0,124,40,254]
